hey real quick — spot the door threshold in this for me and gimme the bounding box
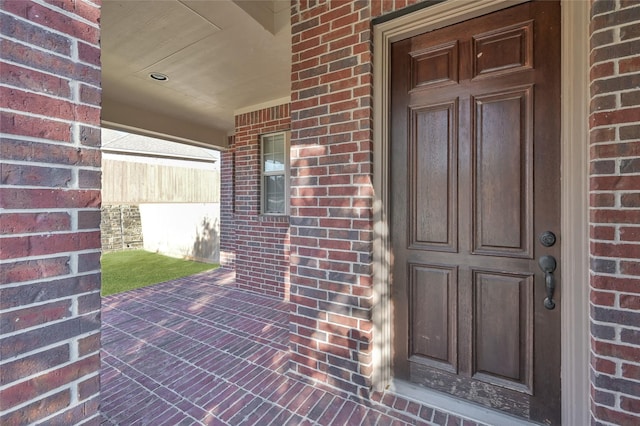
[389,379,543,426]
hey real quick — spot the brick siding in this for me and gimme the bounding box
[289,0,423,397]
[220,136,237,269]
[0,0,102,424]
[589,1,640,424]
[230,105,291,299]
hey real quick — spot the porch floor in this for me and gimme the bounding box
[100,269,480,425]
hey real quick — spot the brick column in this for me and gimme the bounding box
[589,1,640,424]
[0,1,102,424]
[220,136,237,270]
[289,0,422,396]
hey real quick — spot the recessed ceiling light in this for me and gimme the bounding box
[149,72,169,81]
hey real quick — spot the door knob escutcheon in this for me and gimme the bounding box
[538,255,557,310]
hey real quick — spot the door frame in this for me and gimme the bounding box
[372,1,590,424]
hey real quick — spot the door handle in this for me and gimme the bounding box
[538,255,557,310]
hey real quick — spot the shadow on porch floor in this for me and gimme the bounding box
[100,268,482,425]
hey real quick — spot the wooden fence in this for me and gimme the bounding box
[102,157,220,203]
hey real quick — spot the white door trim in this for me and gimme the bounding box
[372,1,590,424]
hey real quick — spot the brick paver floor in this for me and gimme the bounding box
[100,269,480,425]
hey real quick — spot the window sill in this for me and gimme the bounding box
[259,214,290,224]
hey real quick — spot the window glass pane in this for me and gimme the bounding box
[263,134,285,172]
[265,175,285,213]
[264,137,274,154]
[264,136,284,153]
[264,152,285,172]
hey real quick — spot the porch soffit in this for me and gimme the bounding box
[101,0,291,149]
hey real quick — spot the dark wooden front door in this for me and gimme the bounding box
[390,2,561,424]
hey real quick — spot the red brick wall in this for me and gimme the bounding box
[232,105,291,299]
[289,0,422,396]
[220,136,236,269]
[589,1,640,424]
[0,0,102,424]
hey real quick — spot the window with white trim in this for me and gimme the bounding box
[261,131,290,215]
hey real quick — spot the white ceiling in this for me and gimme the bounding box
[101,0,291,149]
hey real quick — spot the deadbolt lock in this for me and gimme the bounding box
[539,231,557,248]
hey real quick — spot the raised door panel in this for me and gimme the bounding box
[473,21,533,78]
[410,102,458,252]
[411,41,459,90]
[409,264,457,372]
[473,270,533,394]
[473,88,533,257]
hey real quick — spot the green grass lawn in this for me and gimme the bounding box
[101,250,218,296]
